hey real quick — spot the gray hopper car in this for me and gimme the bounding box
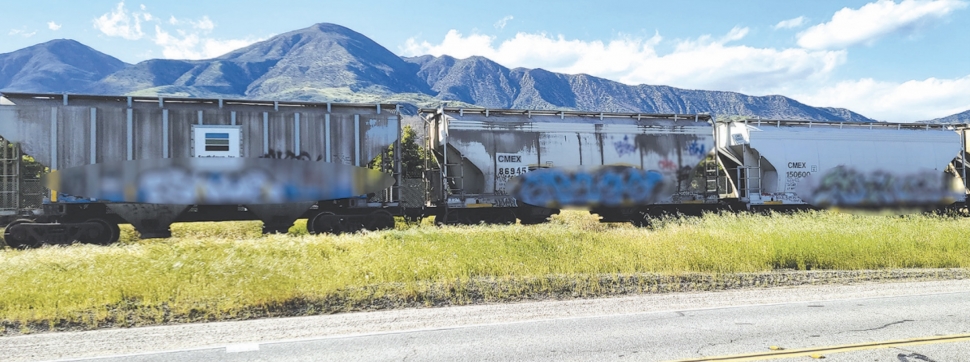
[0,92,404,247]
[420,107,720,226]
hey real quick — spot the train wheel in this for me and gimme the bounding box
[486,210,516,225]
[630,211,653,228]
[452,210,480,225]
[366,210,395,231]
[518,216,548,225]
[3,219,39,249]
[434,211,448,226]
[306,216,318,234]
[310,212,342,235]
[79,218,120,245]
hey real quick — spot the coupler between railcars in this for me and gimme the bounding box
[434,207,517,226]
[619,201,744,228]
[431,204,560,226]
[932,201,970,217]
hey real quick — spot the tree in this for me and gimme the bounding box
[21,154,48,179]
[369,125,432,178]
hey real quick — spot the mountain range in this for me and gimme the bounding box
[919,109,970,124]
[0,22,965,122]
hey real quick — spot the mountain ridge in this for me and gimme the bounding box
[0,22,889,122]
[919,109,970,124]
[0,39,128,93]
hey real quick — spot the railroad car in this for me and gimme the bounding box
[419,107,720,226]
[0,92,404,247]
[714,118,968,215]
[2,92,969,248]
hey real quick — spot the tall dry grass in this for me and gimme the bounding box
[1,210,969,331]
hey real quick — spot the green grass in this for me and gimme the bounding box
[2,210,970,333]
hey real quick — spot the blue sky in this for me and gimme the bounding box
[1,0,968,121]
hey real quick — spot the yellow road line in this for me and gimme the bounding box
[668,333,970,361]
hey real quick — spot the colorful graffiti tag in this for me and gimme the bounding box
[687,140,707,157]
[658,159,677,171]
[507,165,665,208]
[613,136,637,157]
[794,166,962,209]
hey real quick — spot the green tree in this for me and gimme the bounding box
[21,155,48,179]
[370,125,432,178]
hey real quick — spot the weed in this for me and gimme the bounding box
[1,210,969,332]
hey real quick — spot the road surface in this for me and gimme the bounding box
[4,279,970,362]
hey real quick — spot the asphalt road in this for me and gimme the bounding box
[5,279,970,362]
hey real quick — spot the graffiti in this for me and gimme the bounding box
[508,165,665,208]
[136,167,302,204]
[795,166,963,209]
[260,149,324,161]
[613,136,637,157]
[687,140,707,157]
[46,158,397,205]
[659,159,677,171]
[334,154,353,165]
[476,196,518,208]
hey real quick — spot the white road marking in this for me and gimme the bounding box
[225,343,260,353]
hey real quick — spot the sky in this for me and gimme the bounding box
[1,0,969,122]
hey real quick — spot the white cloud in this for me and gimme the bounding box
[774,16,806,29]
[47,21,61,31]
[167,15,214,31]
[793,75,970,121]
[8,27,37,37]
[93,1,148,40]
[494,15,513,29]
[720,26,749,42]
[90,2,256,60]
[194,16,214,31]
[797,0,968,50]
[153,25,262,59]
[402,27,845,95]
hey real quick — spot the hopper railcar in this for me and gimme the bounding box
[0,92,406,247]
[419,107,725,226]
[3,92,970,248]
[713,118,969,215]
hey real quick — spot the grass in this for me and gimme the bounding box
[2,210,970,334]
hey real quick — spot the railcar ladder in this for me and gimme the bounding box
[0,136,21,215]
[737,160,762,200]
[437,151,466,225]
[442,156,465,197]
[703,158,718,198]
